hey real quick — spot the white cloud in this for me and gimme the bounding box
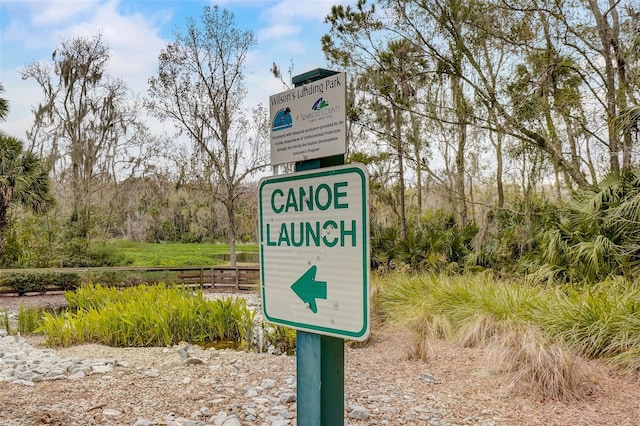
[260,0,340,22]
[258,24,299,41]
[1,0,172,140]
[246,0,342,98]
[16,0,97,26]
[1,0,343,142]
[1,67,45,139]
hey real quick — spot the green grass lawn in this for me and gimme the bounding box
[107,240,259,267]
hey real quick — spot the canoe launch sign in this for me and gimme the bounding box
[258,164,370,340]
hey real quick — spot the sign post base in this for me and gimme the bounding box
[297,331,344,426]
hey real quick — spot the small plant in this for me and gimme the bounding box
[0,309,9,333]
[17,304,43,334]
[262,324,296,354]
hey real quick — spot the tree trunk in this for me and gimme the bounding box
[0,204,7,261]
[452,74,467,227]
[226,199,237,267]
[415,142,423,217]
[588,0,621,174]
[394,104,407,241]
[494,129,504,208]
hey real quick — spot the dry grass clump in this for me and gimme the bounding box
[488,326,587,401]
[457,313,501,348]
[406,314,453,361]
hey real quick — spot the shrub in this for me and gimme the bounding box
[58,238,133,267]
[87,243,133,267]
[0,272,81,295]
[51,272,81,291]
[471,196,558,272]
[523,171,640,284]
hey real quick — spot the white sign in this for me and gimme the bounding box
[258,164,370,340]
[269,72,347,165]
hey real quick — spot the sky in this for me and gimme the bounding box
[0,0,351,140]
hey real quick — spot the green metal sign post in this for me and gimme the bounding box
[263,68,370,426]
[295,69,344,426]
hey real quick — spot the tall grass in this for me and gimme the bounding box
[489,326,585,400]
[536,280,640,368]
[38,283,256,348]
[376,272,548,333]
[375,272,640,399]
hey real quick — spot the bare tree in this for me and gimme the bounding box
[22,33,144,240]
[146,6,267,265]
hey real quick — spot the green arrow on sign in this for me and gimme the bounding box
[291,265,327,313]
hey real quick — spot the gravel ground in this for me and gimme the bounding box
[1,293,640,425]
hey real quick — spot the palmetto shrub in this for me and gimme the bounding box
[372,210,477,272]
[525,170,640,284]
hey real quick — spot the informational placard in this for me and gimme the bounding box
[258,164,370,340]
[269,72,347,165]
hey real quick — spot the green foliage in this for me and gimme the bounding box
[0,83,7,120]
[0,310,9,333]
[58,238,133,267]
[0,271,80,295]
[370,221,398,268]
[40,284,256,348]
[1,208,134,268]
[108,240,258,267]
[82,271,143,287]
[0,133,54,265]
[534,280,640,367]
[2,209,63,268]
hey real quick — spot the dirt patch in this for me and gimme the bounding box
[0,293,69,312]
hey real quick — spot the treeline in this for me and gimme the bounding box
[2,1,640,280]
[322,0,640,243]
[371,169,640,284]
[1,175,257,268]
